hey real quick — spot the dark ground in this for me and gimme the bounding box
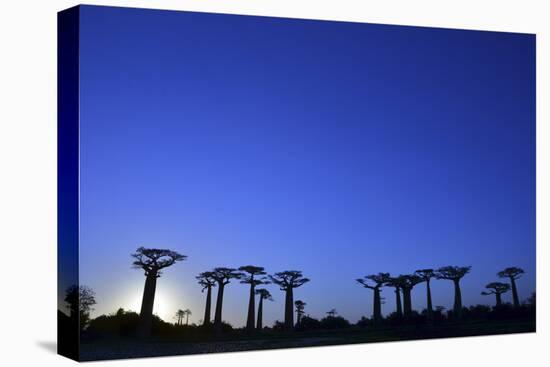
[80,319,535,361]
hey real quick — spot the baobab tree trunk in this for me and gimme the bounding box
[246,284,256,333]
[214,284,225,334]
[394,288,403,317]
[453,279,463,319]
[495,293,502,307]
[284,287,294,331]
[426,280,433,321]
[186,313,189,326]
[402,288,412,318]
[203,285,212,325]
[510,277,519,307]
[373,288,382,324]
[138,272,157,337]
[257,296,264,331]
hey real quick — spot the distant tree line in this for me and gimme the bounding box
[67,247,533,340]
[355,266,528,325]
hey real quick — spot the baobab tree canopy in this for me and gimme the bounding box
[239,266,269,285]
[211,267,242,284]
[356,273,390,288]
[498,267,524,279]
[131,247,186,276]
[256,288,273,301]
[397,274,422,289]
[196,271,217,290]
[482,282,510,295]
[385,277,404,288]
[269,271,310,290]
[415,269,435,281]
[436,266,471,280]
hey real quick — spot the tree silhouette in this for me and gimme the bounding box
[415,269,436,321]
[269,271,310,331]
[436,266,471,319]
[295,300,307,326]
[357,273,390,325]
[175,309,185,326]
[211,267,242,334]
[131,247,186,337]
[397,274,422,318]
[183,308,192,325]
[481,282,511,307]
[196,271,216,325]
[326,308,337,318]
[385,277,404,318]
[239,265,269,333]
[497,267,524,307]
[255,288,273,331]
[64,285,96,331]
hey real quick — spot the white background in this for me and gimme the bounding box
[0,0,547,366]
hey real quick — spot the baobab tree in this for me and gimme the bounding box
[196,271,216,325]
[175,309,185,326]
[183,308,192,325]
[415,269,436,321]
[398,274,422,318]
[255,288,273,331]
[436,265,471,319]
[497,267,524,307]
[295,300,306,326]
[239,265,269,333]
[131,247,186,337]
[482,282,511,307]
[269,270,310,331]
[385,277,403,318]
[357,273,390,324]
[211,267,242,334]
[326,308,337,317]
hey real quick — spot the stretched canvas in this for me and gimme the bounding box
[58,5,536,361]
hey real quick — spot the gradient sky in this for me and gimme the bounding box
[77,5,535,327]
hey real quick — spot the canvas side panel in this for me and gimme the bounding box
[57,5,80,362]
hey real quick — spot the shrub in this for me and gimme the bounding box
[320,316,351,329]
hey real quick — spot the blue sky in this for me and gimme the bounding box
[77,5,535,326]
